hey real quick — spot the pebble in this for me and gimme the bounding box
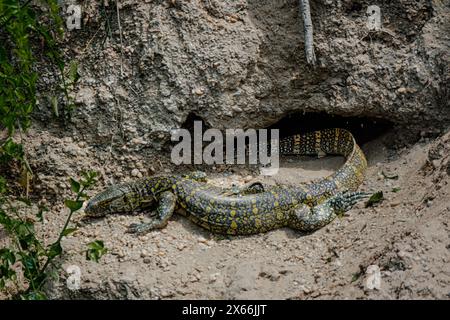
[131,138,146,145]
[208,273,220,283]
[131,169,142,178]
[141,249,149,258]
[197,236,208,244]
[193,87,205,95]
[160,289,172,298]
[138,235,149,241]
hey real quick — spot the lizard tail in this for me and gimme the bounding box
[279,128,368,201]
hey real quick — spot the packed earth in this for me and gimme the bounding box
[0,0,449,299]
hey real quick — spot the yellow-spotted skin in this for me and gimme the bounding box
[85,128,368,235]
[280,128,367,204]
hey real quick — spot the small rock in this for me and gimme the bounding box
[208,273,220,283]
[141,249,149,258]
[193,87,205,96]
[160,289,173,298]
[301,286,311,294]
[131,169,140,177]
[390,201,401,207]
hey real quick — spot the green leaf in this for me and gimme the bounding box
[51,95,58,117]
[21,291,47,300]
[79,192,89,200]
[0,176,7,194]
[15,221,35,240]
[382,171,398,180]
[17,197,32,206]
[68,60,79,84]
[365,191,384,208]
[392,187,401,193]
[20,253,39,275]
[0,248,16,265]
[86,240,107,262]
[47,242,62,259]
[62,228,77,237]
[64,199,83,211]
[69,177,80,193]
[81,171,98,187]
[351,272,362,283]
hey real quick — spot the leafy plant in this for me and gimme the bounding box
[86,240,107,262]
[365,191,384,208]
[0,1,101,300]
[0,0,62,134]
[0,171,101,299]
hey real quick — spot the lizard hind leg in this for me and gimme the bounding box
[329,191,371,215]
[289,191,370,232]
[127,191,177,234]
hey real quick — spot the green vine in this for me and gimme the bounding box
[0,1,103,300]
[0,171,100,299]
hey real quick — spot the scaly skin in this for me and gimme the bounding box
[85,128,369,235]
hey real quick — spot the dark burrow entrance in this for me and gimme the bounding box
[180,112,394,144]
[173,112,396,167]
[268,112,394,146]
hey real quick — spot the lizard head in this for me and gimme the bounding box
[84,183,146,217]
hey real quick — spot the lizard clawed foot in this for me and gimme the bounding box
[329,191,371,214]
[127,221,167,234]
[127,223,150,234]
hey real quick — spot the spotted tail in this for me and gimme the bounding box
[279,128,367,202]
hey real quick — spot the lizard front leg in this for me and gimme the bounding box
[289,191,370,232]
[127,191,177,234]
